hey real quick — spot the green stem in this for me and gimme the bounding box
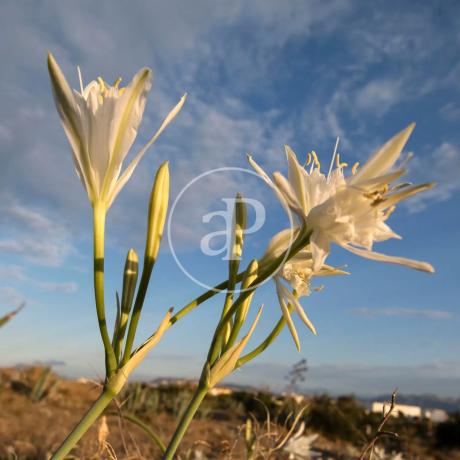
[50,389,114,460]
[93,202,117,377]
[162,385,208,460]
[169,275,242,326]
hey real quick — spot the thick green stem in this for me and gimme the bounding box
[50,389,114,460]
[93,203,117,377]
[162,385,208,460]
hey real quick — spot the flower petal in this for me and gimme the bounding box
[276,279,301,351]
[47,53,95,199]
[273,172,305,218]
[286,145,308,213]
[263,228,298,260]
[107,93,187,207]
[378,183,435,210]
[342,243,435,273]
[310,230,331,271]
[350,124,415,185]
[279,282,317,335]
[101,68,153,200]
[247,154,274,187]
[348,168,406,191]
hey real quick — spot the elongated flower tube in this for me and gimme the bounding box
[249,124,435,274]
[47,52,186,209]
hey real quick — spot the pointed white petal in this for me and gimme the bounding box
[279,283,317,335]
[286,145,308,213]
[276,280,301,351]
[263,228,298,260]
[342,243,435,273]
[47,53,96,199]
[350,124,415,185]
[310,230,331,271]
[247,154,274,187]
[106,94,187,207]
[273,172,305,218]
[101,68,153,200]
[378,183,435,210]
[348,168,406,191]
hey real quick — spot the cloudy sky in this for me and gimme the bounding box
[0,0,459,397]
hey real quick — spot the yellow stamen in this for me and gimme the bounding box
[97,77,106,91]
[335,153,348,169]
[351,162,360,175]
[366,184,389,205]
[113,77,122,88]
[311,151,321,170]
[97,77,109,97]
[383,205,396,219]
[303,152,312,168]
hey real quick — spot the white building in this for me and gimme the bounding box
[371,402,422,418]
[425,408,449,423]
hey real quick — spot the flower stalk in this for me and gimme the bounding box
[93,202,117,377]
[50,388,115,460]
[161,384,209,460]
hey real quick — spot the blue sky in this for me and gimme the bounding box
[0,0,459,396]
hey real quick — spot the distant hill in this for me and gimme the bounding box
[143,376,460,414]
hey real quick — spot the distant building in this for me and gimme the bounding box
[372,401,422,418]
[372,402,449,422]
[209,386,233,396]
[282,392,307,405]
[425,408,449,423]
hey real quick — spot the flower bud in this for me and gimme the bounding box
[229,193,247,284]
[145,162,170,264]
[236,259,258,325]
[121,249,139,314]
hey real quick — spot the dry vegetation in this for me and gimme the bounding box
[1,367,459,460]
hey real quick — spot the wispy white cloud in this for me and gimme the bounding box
[0,265,27,281]
[0,203,72,266]
[439,102,460,122]
[38,282,78,293]
[349,307,453,320]
[354,78,403,117]
[0,264,77,294]
[406,142,460,212]
[0,286,26,308]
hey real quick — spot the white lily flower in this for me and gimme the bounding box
[262,229,348,350]
[48,52,186,209]
[250,124,435,274]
